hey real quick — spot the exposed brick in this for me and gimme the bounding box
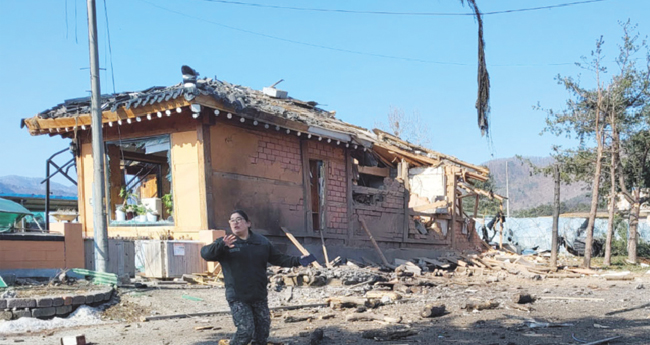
[32,307,56,319]
[63,296,73,305]
[0,299,5,309]
[52,297,64,307]
[84,294,94,304]
[7,298,36,309]
[36,297,53,308]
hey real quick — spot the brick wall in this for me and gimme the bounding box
[353,178,405,241]
[307,141,348,235]
[211,124,305,233]
[254,129,302,175]
[452,219,484,252]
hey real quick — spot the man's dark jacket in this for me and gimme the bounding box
[200,231,300,303]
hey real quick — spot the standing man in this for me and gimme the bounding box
[201,210,315,345]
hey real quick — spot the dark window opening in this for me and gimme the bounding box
[309,159,325,230]
[105,135,173,226]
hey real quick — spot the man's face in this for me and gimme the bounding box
[229,213,251,238]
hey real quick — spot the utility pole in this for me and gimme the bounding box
[551,164,560,268]
[87,0,109,272]
[505,160,510,218]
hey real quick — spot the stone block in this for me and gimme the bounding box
[71,296,86,306]
[7,298,36,309]
[103,291,113,301]
[84,294,94,304]
[32,307,56,319]
[52,297,64,307]
[63,296,73,305]
[0,310,12,321]
[0,299,6,309]
[12,309,31,319]
[36,298,53,308]
[56,305,73,315]
[93,293,105,303]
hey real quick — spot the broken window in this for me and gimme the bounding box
[351,151,392,188]
[105,135,173,226]
[309,159,325,230]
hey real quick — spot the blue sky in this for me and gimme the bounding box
[1,0,648,186]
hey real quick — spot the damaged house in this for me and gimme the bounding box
[21,67,502,262]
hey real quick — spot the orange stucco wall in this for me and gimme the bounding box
[78,129,204,239]
[0,223,84,270]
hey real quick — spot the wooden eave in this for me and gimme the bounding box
[23,94,317,139]
[373,129,490,177]
[23,97,194,136]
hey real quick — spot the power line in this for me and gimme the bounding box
[196,0,608,16]
[102,0,116,93]
[140,0,579,67]
[140,0,468,66]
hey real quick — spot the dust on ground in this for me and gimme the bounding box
[1,257,649,345]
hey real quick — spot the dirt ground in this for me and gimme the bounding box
[1,266,649,345]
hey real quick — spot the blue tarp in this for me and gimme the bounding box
[486,217,650,253]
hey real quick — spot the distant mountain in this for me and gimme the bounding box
[482,157,590,211]
[0,175,77,197]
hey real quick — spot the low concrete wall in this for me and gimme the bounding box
[0,223,84,270]
[0,287,114,321]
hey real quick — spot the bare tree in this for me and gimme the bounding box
[377,106,432,147]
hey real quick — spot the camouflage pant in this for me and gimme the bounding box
[227,299,270,345]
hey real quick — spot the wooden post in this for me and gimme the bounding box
[449,167,457,248]
[319,161,330,267]
[473,194,479,218]
[300,140,314,234]
[345,149,354,246]
[401,159,410,191]
[499,204,504,250]
[280,227,322,268]
[359,219,391,267]
[197,123,215,229]
[551,164,560,268]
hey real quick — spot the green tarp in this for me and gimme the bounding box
[0,197,32,232]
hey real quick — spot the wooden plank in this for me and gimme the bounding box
[357,165,389,177]
[417,257,450,269]
[411,200,448,212]
[142,303,328,322]
[280,227,322,268]
[373,142,439,166]
[359,218,392,268]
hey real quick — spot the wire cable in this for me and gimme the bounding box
[196,0,608,16]
[139,0,575,67]
[102,0,117,93]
